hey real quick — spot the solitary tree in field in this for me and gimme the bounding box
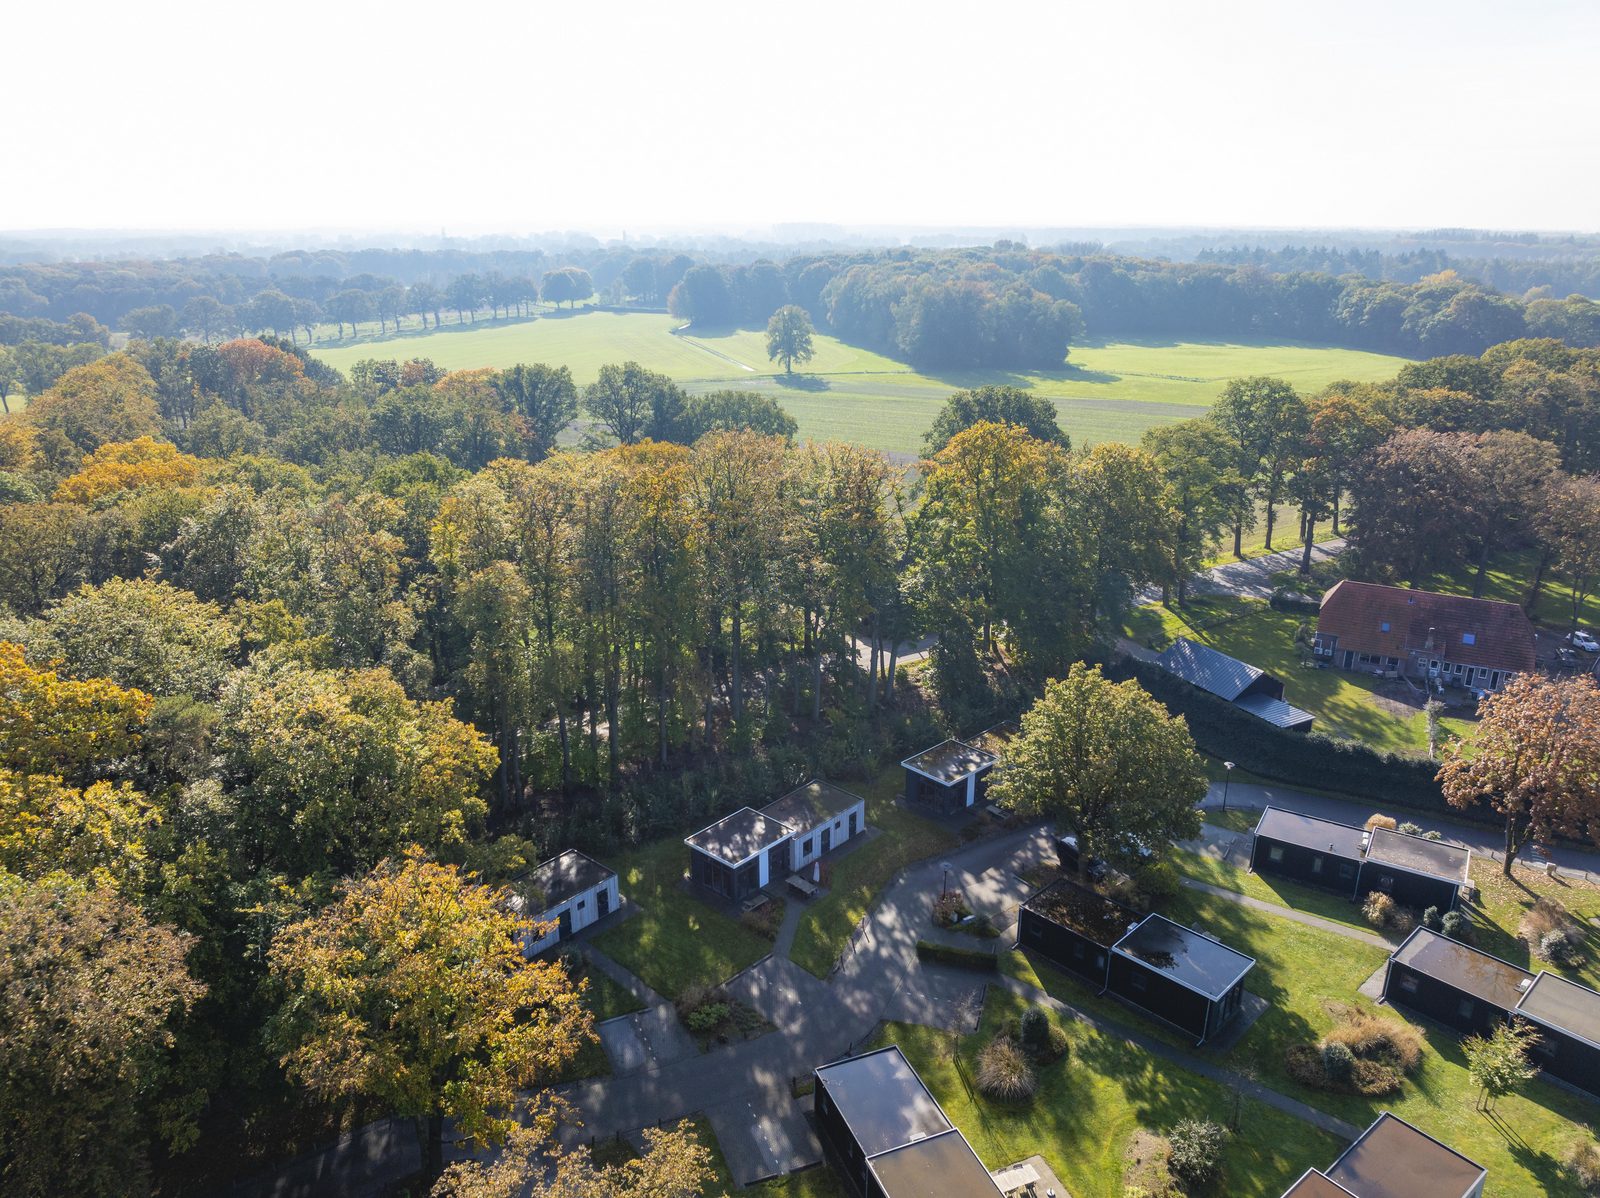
[991,662,1206,877]
[765,305,815,374]
[268,847,593,1188]
[1438,673,1600,875]
[1463,1019,1540,1111]
[540,267,594,310]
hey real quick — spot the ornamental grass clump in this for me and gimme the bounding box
[976,1035,1037,1103]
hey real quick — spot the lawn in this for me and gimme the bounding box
[787,768,958,978]
[1465,857,1600,993]
[1425,546,1600,636]
[878,986,1344,1198]
[1124,595,1477,754]
[308,311,1411,456]
[589,837,772,1000]
[1171,846,1380,936]
[570,953,647,1023]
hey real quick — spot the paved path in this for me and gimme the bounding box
[585,943,666,1009]
[1137,537,1347,606]
[995,975,1364,1141]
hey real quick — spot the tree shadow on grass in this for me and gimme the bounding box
[771,374,831,392]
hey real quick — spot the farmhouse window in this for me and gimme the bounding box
[1268,846,1285,864]
[1462,632,1476,645]
[1380,622,1390,632]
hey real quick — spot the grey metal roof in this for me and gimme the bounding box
[1255,807,1368,859]
[1156,637,1265,701]
[1365,828,1470,884]
[684,807,791,866]
[901,739,997,785]
[1235,692,1316,730]
[1390,927,1533,1011]
[867,1129,1003,1198]
[1516,970,1600,1047]
[814,1046,951,1156]
[760,780,864,832]
[1112,913,1255,1000]
[1324,1113,1485,1198]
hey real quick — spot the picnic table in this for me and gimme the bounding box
[992,1162,1040,1194]
[741,892,770,914]
[787,873,818,899]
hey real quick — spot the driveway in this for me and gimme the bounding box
[1137,537,1346,606]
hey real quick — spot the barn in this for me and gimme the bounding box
[684,807,792,901]
[1017,877,1141,987]
[761,780,868,873]
[1106,913,1255,1044]
[1156,637,1315,731]
[1359,827,1471,912]
[900,739,998,813]
[813,1045,1003,1198]
[509,850,620,956]
[1249,807,1366,897]
[1381,927,1534,1038]
[1513,971,1600,1099]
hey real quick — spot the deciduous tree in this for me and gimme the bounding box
[765,304,816,374]
[923,385,1068,455]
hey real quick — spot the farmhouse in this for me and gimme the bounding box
[1313,580,1535,692]
[684,807,792,901]
[1249,806,1471,911]
[760,780,867,873]
[1018,877,1142,986]
[901,738,998,813]
[1382,927,1534,1037]
[509,850,619,956]
[1511,971,1600,1099]
[813,1044,1003,1198]
[1108,913,1256,1044]
[1280,1112,1486,1198]
[1156,637,1314,730]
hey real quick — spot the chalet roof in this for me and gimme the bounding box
[1516,970,1600,1047]
[970,719,1020,758]
[1365,828,1470,885]
[509,850,614,913]
[814,1046,951,1156]
[1323,1113,1485,1198]
[1279,1171,1359,1198]
[1024,878,1142,948]
[866,1130,1004,1198]
[1317,580,1535,674]
[1235,692,1316,730]
[1112,913,1255,1001]
[1390,927,1534,1011]
[760,780,863,833]
[901,739,997,785]
[684,807,791,866]
[1254,807,1368,860]
[1156,637,1266,701]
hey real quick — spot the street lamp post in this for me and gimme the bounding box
[940,861,952,897]
[1222,760,1235,811]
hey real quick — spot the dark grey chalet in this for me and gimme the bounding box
[814,1045,1002,1198]
[1363,827,1471,912]
[1278,1112,1486,1198]
[1249,808,1366,897]
[1249,806,1471,912]
[684,807,792,901]
[900,739,998,813]
[1382,927,1534,1038]
[1511,971,1600,1099]
[1018,878,1141,987]
[1108,913,1255,1044]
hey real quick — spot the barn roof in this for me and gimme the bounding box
[1156,637,1266,701]
[1317,580,1535,674]
[1235,692,1316,730]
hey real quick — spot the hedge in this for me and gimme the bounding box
[1105,656,1499,828]
[915,939,1000,971]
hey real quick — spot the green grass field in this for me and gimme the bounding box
[308,312,1412,456]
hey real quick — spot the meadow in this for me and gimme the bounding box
[309,311,1412,457]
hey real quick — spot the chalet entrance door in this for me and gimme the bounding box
[596,886,611,918]
[558,907,572,939]
[821,827,832,855]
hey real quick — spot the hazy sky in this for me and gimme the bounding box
[7,0,1598,235]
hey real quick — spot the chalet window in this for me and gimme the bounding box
[1268,846,1285,864]
[1311,855,1324,874]
[1128,970,1148,993]
[1462,632,1476,645]
[1398,973,1419,995]
[1338,862,1356,880]
[576,898,585,909]
[1532,1034,1557,1060]
[1024,920,1042,944]
[1377,874,1395,892]
[1072,941,1086,961]
[1457,998,1475,1020]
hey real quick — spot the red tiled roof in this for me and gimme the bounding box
[1317,581,1535,674]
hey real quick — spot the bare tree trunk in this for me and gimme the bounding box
[731,605,744,723]
[1525,547,1553,613]
[1472,539,1493,598]
[1232,519,1243,558]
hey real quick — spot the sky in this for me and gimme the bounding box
[6,0,1599,236]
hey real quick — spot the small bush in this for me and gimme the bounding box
[932,889,970,927]
[1440,910,1475,944]
[683,1002,731,1033]
[1020,1007,1050,1053]
[1365,814,1398,832]
[1398,821,1423,836]
[1565,1137,1600,1193]
[676,983,716,1016]
[1321,1040,1356,1085]
[1422,905,1443,932]
[1542,928,1585,966]
[1135,860,1181,907]
[976,1036,1037,1103]
[1167,1119,1229,1190]
[1422,830,1442,841]
[968,913,1001,939]
[1389,907,1417,936]
[1363,891,1395,928]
